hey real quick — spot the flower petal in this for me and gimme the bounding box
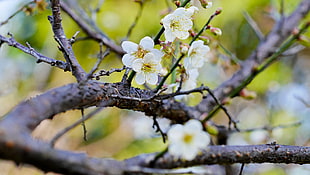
[164,29,176,42]
[132,59,143,72]
[145,73,158,85]
[122,54,135,67]
[140,36,154,50]
[135,72,146,85]
[121,41,138,53]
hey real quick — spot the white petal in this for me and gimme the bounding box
[191,56,204,67]
[164,29,176,42]
[122,54,135,67]
[168,124,184,142]
[151,49,164,59]
[185,120,203,131]
[132,59,143,72]
[195,132,211,147]
[185,6,199,17]
[177,31,190,40]
[135,72,146,85]
[173,8,187,16]
[140,36,154,50]
[182,147,199,160]
[145,73,158,85]
[121,41,138,53]
[143,53,156,63]
[168,144,183,157]
[162,14,173,27]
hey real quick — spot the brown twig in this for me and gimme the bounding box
[0,34,69,70]
[49,0,87,82]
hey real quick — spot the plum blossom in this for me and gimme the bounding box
[161,6,198,42]
[121,36,163,68]
[184,40,210,69]
[196,0,213,8]
[167,119,210,160]
[132,53,162,85]
[181,68,199,91]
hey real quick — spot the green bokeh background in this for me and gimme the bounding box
[0,0,309,174]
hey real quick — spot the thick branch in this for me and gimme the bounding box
[127,144,310,169]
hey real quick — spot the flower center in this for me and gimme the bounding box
[141,63,156,73]
[183,133,193,144]
[135,46,149,58]
[170,20,181,31]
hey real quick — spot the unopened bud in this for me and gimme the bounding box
[198,35,210,44]
[199,0,213,9]
[204,122,219,135]
[292,27,299,35]
[180,43,189,54]
[215,8,222,15]
[298,35,310,47]
[210,27,222,36]
[239,88,257,100]
[174,1,181,7]
[222,97,232,105]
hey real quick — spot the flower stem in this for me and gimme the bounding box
[155,54,184,92]
[127,71,136,84]
[190,9,221,45]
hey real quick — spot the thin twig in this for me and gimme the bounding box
[203,87,239,131]
[80,109,88,141]
[49,0,87,82]
[87,45,110,79]
[0,34,69,70]
[50,107,104,147]
[68,31,80,45]
[240,121,302,133]
[242,11,264,41]
[92,66,126,80]
[152,116,167,143]
[239,163,245,175]
[126,1,146,39]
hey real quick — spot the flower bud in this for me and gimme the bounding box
[174,0,181,7]
[199,0,213,9]
[239,88,257,100]
[180,43,189,54]
[298,35,310,47]
[204,122,219,135]
[210,27,222,36]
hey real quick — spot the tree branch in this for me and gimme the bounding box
[0,34,69,71]
[59,0,125,55]
[196,0,310,115]
[49,0,87,82]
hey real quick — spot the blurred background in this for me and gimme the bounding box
[0,0,309,174]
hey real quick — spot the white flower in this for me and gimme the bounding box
[167,119,210,160]
[121,36,163,68]
[132,53,162,85]
[161,7,198,42]
[184,40,210,69]
[181,68,199,91]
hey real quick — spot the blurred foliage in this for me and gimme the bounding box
[0,0,309,174]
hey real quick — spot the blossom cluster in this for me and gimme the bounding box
[121,0,215,160]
